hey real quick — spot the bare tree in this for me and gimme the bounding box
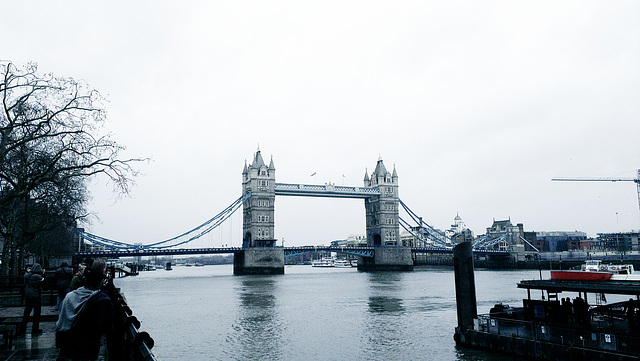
[0,62,146,275]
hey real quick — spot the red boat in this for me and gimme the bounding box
[550,260,639,281]
[550,270,612,281]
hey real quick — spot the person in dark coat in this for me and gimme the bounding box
[21,263,45,335]
[55,262,74,310]
[56,259,114,360]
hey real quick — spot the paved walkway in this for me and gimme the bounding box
[1,306,110,361]
[0,305,60,361]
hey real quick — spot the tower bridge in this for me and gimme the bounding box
[238,148,410,274]
[75,148,511,275]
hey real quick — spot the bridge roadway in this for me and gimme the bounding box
[75,246,509,259]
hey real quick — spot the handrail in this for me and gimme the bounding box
[104,269,158,361]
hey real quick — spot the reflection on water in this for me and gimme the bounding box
[364,271,413,360]
[368,296,404,313]
[368,272,406,314]
[232,276,283,360]
[117,265,539,361]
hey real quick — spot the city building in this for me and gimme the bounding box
[534,231,588,252]
[592,231,640,252]
[445,213,474,243]
[484,218,526,254]
[331,234,367,247]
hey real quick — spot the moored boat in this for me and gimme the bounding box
[550,260,640,281]
[311,257,334,267]
[454,243,640,361]
[550,270,612,281]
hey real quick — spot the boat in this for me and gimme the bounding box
[195,263,204,267]
[334,259,351,268]
[550,260,640,281]
[453,243,640,361]
[311,257,334,267]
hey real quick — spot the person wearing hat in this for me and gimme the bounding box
[20,263,45,335]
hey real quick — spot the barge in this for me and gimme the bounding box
[453,243,640,361]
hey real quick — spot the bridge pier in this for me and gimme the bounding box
[357,247,413,271]
[233,247,285,275]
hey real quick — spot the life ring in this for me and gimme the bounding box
[601,265,608,271]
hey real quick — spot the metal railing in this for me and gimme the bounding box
[103,269,158,361]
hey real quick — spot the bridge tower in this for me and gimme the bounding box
[364,157,400,247]
[242,149,276,247]
[360,157,412,271]
[235,148,284,275]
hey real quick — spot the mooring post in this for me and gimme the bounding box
[454,241,477,332]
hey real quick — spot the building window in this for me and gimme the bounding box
[257,228,269,239]
[258,180,270,190]
[385,230,396,240]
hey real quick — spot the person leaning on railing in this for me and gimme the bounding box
[56,259,115,361]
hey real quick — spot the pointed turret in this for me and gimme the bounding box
[269,155,276,170]
[252,149,265,169]
[364,168,370,187]
[373,158,388,177]
[268,155,276,177]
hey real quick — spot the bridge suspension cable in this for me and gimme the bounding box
[77,192,252,251]
[398,199,459,250]
[473,233,509,249]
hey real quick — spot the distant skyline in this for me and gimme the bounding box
[2,1,639,247]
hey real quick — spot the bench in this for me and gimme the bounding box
[0,324,17,348]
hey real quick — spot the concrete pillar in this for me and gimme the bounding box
[357,247,413,271]
[454,242,477,331]
[233,247,284,275]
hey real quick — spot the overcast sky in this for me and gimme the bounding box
[2,1,639,248]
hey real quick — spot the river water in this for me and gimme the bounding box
[116,265,541,361]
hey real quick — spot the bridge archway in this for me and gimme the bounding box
[243,232,252,248]
[373,233,382,247]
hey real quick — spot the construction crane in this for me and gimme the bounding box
[552,169,640,215]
